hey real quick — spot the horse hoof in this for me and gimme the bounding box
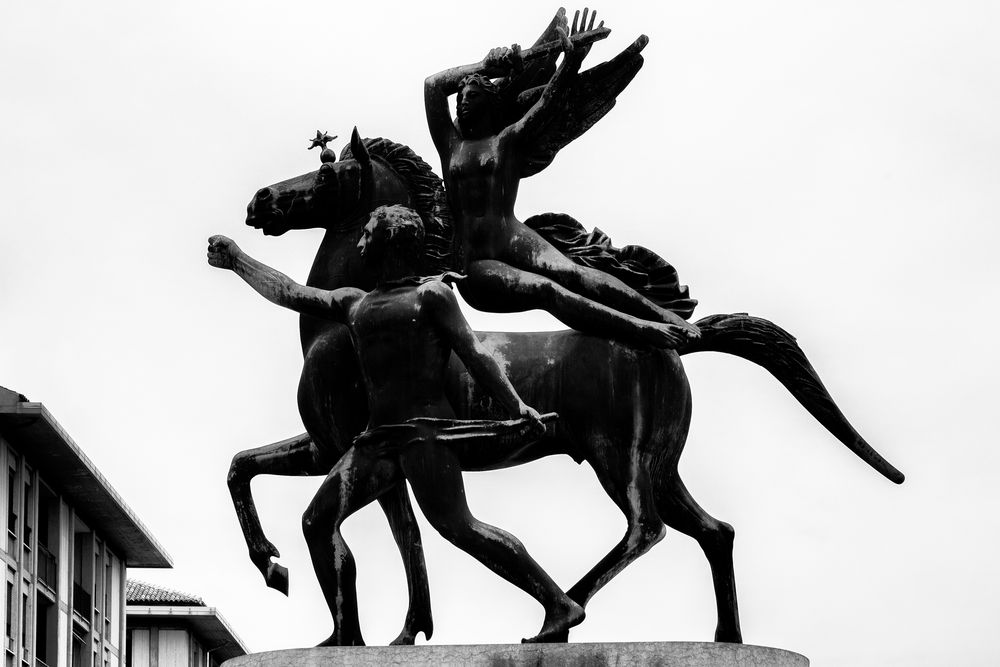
[389,619,433,645]
[265,562,290,595]
[389,633,415,646]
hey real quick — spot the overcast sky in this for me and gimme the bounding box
[2,1,998,665]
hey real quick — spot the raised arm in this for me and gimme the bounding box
[207,235,362,321]
[424,46,521,155]
[505,25,585,145]
[422,282,542,424]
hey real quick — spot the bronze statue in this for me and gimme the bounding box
[208,205,585,644]
[424,8,699,349]
[222,123,903,646]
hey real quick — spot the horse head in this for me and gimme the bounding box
[246,128,414,237]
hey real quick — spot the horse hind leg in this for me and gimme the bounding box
[656,474,742,643]
[228,432,326,594]
[562,452,667,625]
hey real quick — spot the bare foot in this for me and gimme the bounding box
[522,598,585,644]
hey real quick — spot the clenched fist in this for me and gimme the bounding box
[207,235,241,270]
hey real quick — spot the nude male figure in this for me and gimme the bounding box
[207,204,584,645]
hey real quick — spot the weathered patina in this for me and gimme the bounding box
[215,7,904,649]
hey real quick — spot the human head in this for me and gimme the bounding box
[456,74,502,137]
[358,205,425,268]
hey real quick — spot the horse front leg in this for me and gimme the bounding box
[564,452,666,615]
[228,432,327,594]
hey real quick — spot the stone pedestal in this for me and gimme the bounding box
[223,642,808,666]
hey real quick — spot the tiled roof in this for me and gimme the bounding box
[0,386,28,404]
[126,579,204,606]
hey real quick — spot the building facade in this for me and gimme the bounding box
[0,388,171,667]
[125,581,246,667]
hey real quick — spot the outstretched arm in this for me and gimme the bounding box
[207,235,362,321]
[423,282,542,425]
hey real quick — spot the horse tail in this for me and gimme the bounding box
[678,313,904,484]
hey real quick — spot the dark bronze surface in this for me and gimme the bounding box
[211,7,903,648]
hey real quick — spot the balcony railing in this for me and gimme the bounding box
[37,545,57,590]
[72,584,90,620]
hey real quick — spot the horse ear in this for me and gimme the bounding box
[351,126,374,211]
[351,127,370,166]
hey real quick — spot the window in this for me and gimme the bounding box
[19,590,27,655]
[129,629,150,667]
[4,580,12,642]
[6,465,16,555]
[157,630,189,667]
[72,531,91,621]
[104,560,111,638]
[20,470,32,551]
[107,557,121,648]
[34,593,56,667]
[92,545,102,629]
[71,633,84,667]
[35,487,57,591]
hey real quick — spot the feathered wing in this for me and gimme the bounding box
[495,9,565,109]
[518,34,649,179]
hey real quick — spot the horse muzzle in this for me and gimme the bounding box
[246,188,290,236]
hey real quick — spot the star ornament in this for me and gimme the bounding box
[308,130,337,151]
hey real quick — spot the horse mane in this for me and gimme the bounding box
[340,137,458,274]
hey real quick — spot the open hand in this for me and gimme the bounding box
[558,8,603,59]
[207,235,240,270]
[570,8,602,37]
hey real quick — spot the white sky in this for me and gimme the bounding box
[2,1,998,664]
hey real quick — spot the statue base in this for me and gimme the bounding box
[222,642,808,666]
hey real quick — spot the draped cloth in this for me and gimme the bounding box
[524,212,698,320]
[353,414,557,458]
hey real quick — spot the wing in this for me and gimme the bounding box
[495,9,565,111]
[518,34,648,179]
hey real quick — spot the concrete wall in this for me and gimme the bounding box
[0,435,127,667]
[128,626,211,667]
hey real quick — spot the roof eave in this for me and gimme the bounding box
[0,403,172,568]
[127,606,248,659]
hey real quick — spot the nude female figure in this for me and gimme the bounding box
[424,9,700,348]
